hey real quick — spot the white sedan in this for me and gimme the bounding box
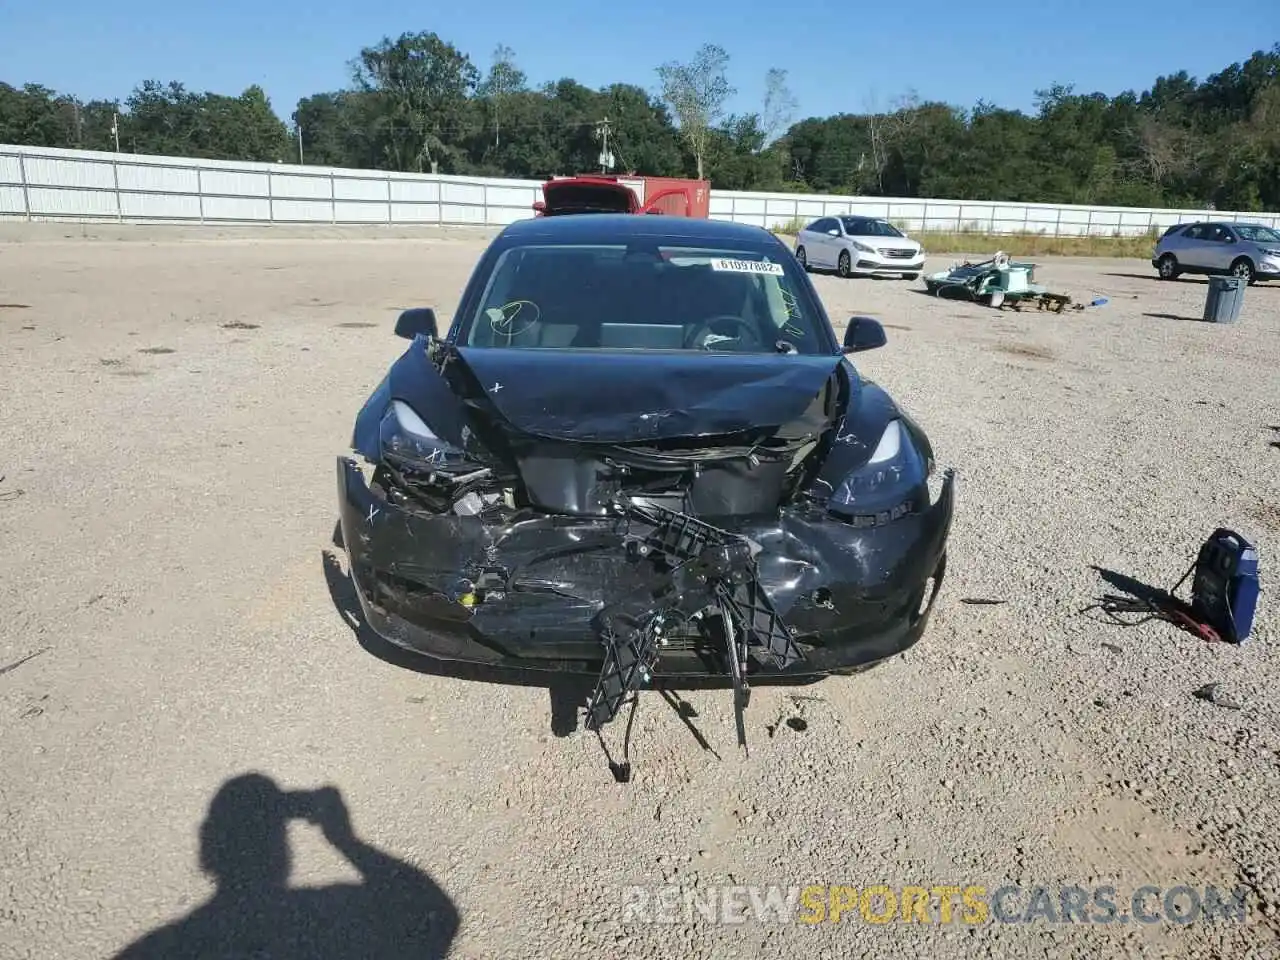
[793,215,926,279]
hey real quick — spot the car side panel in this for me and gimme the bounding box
[800,227,826,268]
[795,227,810,265]
[1204,225,1238,271]
[823,219,843,267]
[1225,234,1256,273]
[827,226,844,267]
[838,221,861,266]
[808,220,832,267]
[1172,227,1210,270]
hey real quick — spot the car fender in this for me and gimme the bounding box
[810,372,902,492]
[351,337,469,459]
[351,370,392,460]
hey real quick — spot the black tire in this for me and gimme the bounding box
[1156,253,1180,280]
[795,246,808,270]
[837,250,852,278]
[1230,257,1256,285]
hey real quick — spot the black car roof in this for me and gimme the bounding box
[498,213,781,247]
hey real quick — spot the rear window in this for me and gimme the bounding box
[462,242,828,354]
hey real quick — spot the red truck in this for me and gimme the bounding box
[533,174,710,218]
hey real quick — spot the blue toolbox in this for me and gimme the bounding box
[1190,528,1260,645]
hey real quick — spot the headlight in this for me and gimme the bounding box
[379,399,474,474]
[1262,248,1280,258]
[852,241,875,253]
[377,400,500,514]
[828,419,927,525]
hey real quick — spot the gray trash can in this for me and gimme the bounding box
[1203,276,1246,323]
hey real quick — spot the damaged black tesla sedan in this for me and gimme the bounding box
[336,214,955,745]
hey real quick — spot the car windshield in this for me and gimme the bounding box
[842,218,904,238]
[1236,224,1280,244]
[461,241,830,354]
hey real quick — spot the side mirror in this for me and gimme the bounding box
[395,307,438,340]
[843,316,887,353]
[532,200,546,216]
[827,229,840,237]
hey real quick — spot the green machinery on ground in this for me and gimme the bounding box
[923,252,1073,311]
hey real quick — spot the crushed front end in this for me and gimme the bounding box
[337,340,956,746]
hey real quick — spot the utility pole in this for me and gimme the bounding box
[297,124,304,165]
[111,111,120,152]
[595,117,614,173]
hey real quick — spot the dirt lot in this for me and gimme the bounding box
[1,224,1279,959]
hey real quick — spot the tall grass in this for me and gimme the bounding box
[906,229,1157,258]
[770,216,1159,259]
[772,215,812,236]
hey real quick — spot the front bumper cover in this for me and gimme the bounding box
[336,456,956,679]
[853,255,926,274]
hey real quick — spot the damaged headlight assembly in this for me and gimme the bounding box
[377,400,500,516]
[827,419,929,526]
[379,400,463,466]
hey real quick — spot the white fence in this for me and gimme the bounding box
[4,143,1279,238]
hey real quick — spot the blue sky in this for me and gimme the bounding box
[1,0,1273,124]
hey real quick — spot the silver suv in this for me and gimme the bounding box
[1152,220,1280,285]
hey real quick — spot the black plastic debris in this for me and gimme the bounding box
[1193,682,1243,710]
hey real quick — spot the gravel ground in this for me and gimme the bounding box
[1,224,1278,960]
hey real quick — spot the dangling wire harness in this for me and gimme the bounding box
[1085,559,1224,644]
[584,498,804,770]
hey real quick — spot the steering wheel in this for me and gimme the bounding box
[684,314,763,351]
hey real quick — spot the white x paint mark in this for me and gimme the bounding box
[491,382,504,393]
[367,504,379,524]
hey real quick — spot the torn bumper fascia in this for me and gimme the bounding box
[336,455,956,678]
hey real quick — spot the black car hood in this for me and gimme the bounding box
[452,346,846,443]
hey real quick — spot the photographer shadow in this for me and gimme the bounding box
[110,772,459,960]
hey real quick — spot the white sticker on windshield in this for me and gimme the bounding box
[710,257,784,276]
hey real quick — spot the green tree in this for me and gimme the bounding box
[2,38,1278,211]
[656,43,734,180]
[760,68,798,146]
[350,31,480,173]
[293,90,386,168]
[597,83,684,177]
[117,81,289,161]
[0,83,79,146]
[477,44,526,151]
